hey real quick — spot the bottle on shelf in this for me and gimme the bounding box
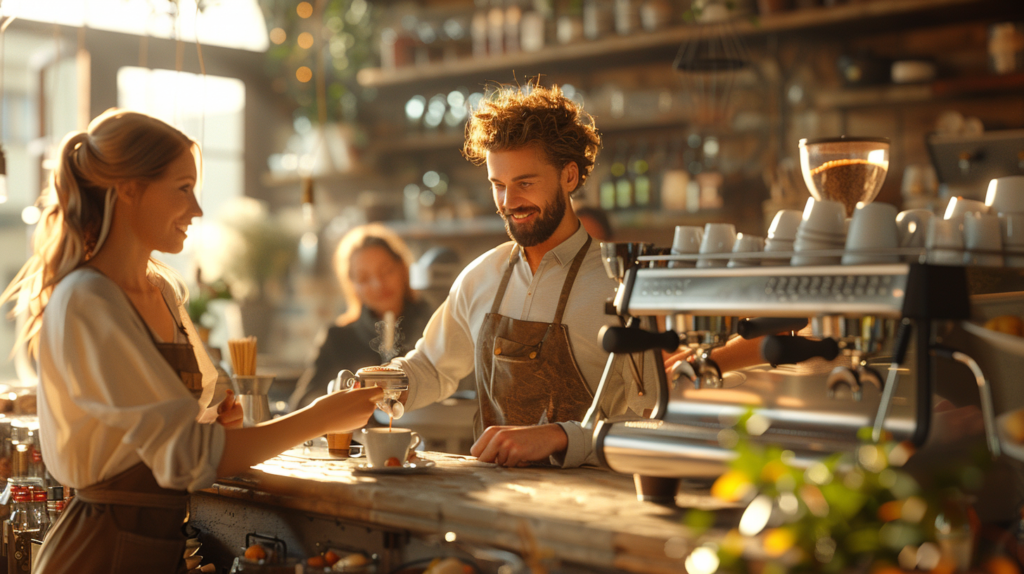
[660,137,689,211]
[629,141,652,208]
[611,143,632,210]
[582,0,613,40]
[505,0,523,53]
[613,0,636,35]
[45,487,64,533]
[5,486,38,574]
[488,0,506,55]
[471,0,490,58]
[28,489,48,540]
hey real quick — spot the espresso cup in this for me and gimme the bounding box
[697,223,736,268]
[962,212,1003,266]
[842,202,900,264]
[360,427,421,468]
[943,196,989,220]
[926,218,964,266]
[728,233,764,268]
[800,197,846,236]
[985,175,1024,215]
[1001,213,1024,249]
[896,209,933,248]
[669,225,703,268]
[767,210,802,241]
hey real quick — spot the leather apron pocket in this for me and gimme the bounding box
[112,529,185,573]
[492,335,543,363]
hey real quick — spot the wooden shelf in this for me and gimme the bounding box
[357,0,1021,89]
[386,216,508,239]
[368,116,770,155]
[815,72,1024,109]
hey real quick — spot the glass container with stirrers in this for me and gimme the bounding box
[228,336,273,427]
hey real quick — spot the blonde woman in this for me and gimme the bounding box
[1,109,380,574]
[289,224,434,410]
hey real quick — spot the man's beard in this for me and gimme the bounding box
[500,189,567,247]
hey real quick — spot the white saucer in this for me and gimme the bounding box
[353,460,436,474]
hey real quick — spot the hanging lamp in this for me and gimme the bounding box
[673,0,750,129]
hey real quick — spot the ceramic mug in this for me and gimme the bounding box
[360,428,421,468]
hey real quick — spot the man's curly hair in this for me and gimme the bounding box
[462,84,601,194]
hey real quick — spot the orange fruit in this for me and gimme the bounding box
[307,556,326,568]
[877,500,903,522]
[244,544,267,562]
[323,550,341,566]
[985,316,1023,336]
[385,457,402,467]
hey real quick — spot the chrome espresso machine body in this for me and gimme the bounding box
[591,257,1023,501]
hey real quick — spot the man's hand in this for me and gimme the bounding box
[216,389,244,429]
[471,424,569,467]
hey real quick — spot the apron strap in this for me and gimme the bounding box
[552,236,592,325]
[488,236,593,324]
[489,245,521,315]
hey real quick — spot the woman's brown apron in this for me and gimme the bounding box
[33,300,202,574]
[472,237,595,438]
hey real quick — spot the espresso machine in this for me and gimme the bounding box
[589,138,1024,503]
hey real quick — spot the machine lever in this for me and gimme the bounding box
[761,335,839,366]
[600,326,680,354]
[737,317,809,340]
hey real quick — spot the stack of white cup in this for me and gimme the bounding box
[764,210,801,266]
[842,202,900,265]
[928,195,993,266]
[792,198,846,266]
[670,225,703,268]
[728,233,765,268]
[697,223,736,268]
[986,176,1024,267]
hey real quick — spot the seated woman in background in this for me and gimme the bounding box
[289,224,434,409]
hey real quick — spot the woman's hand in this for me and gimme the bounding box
[471,424,568,467]
[216,389,244,429]
[310,386,383,434]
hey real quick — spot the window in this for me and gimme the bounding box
[117,66,245,279]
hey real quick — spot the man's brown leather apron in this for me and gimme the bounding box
[33,308,201,574]
[473,237,594,438]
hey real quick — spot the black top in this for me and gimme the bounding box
[289,298,435,409]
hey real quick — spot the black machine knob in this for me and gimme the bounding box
[601,326,680,354]
[737,317,809,340]
[762,335,840,366]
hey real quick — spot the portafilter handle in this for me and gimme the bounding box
[600,325,681,354]
[761,335,840,366]
[737,317,809,340]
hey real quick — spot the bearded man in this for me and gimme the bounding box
[390,84,658,468]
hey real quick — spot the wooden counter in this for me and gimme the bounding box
[199,448,735,573]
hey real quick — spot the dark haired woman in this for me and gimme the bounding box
[289,223,434,410]
[1,109,381,573]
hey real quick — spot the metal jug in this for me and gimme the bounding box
[231,375,274,427]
